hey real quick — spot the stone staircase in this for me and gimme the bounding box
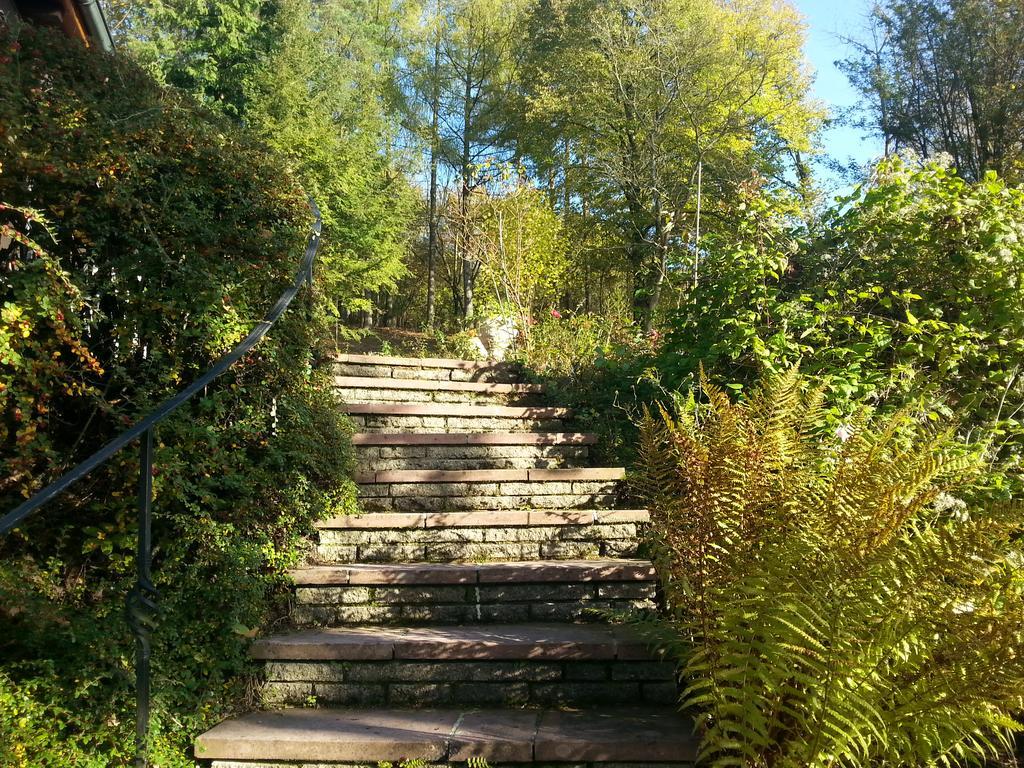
[194,353,695,767]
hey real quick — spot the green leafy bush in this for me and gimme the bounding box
[511,311,664,463]
[633,370,1024,767]
[662,158,1024,493]
[0,26,354,764]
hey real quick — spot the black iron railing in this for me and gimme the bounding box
[0,199,322,767]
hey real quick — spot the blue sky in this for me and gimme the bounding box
[794,0,884,175]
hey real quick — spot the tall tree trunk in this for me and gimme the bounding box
[426,25,440,329]
[562,137,571,218]
[460,69,475,324]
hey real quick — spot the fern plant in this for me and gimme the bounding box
[632,369,1024,767]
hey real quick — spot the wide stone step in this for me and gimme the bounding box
[355,468,625,503]
[355,433,595,471]
[346,403,570,433]
[355,467,625,484]
[316,509,645,563]
[336,376,543,406]
[251,624,675,708]
[196,707,697,766]
[336,353,521,383]
[352,432,597,445]
[357,449,588,472]
[355,469,625,513]
[290,558,657,625]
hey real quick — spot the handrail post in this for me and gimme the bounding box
[127,427,157,767]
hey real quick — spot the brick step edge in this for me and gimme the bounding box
[195,707,697,764]
[316,510,648,531]
[354,468,625,484]
[250,624,660,662]
[336,353,518,370]
[335,376,542,394]
[352,432,597,446]
[345,402,570,418]
[290,558,656,585]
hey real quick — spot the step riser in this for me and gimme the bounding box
[354,495,622,513]
[358,480,618,495]
[349,414,566,433]
[358,481,620,510]
[337,363,519,383]
[358,456,584,471]
[213,762,691,768]
[338,387,541,406]
[263,660,676,709]
[318,524,640,563]
[356,445,589,471]
[293,580,655,626]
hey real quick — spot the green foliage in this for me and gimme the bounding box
[0,26,354,763]
[463,170,569,329]
[842,0,1024,182]
[0,203,102,500]
[241,0,416,314]
[108,0,277,119]
[117,0,416,317]
[511,311,663,463]
[516,0,822,327]
[662,158,1024,492]
[633,369,1024,767]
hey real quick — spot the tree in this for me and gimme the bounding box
[116,0,416,318]
[437,0,528,322]
[842,0,1024,182]
[466,171,569,332]
[519,0,821,331]
[106,0,278,119]
[243,0,416,315]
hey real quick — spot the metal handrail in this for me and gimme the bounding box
[0,198,322,767]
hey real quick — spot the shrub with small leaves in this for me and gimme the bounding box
[0,25,355,764]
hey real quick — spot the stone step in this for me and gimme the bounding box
[336,353,521,383]
[317,509,648,530]
[346,403,570,434]
[355,434,595,469]
[357,448,589,472]
[355,467,625,484]
[348,403,573,434]
[290,558,657,625]
[252,623,658,661]
[336,376,544,406]
[196,707,697,766]
[251,624,675,708]
[352,432,598,445]
[355,473,624,512]
[317,509,645,563]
